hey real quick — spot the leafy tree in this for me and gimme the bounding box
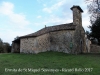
[0,38,3,52]
[89,18,100,45]
[86,0,100,45]
[0,38,11,53]
[3,42,11,53]
[14,36,19,40]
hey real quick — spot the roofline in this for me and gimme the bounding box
[19,28,75,38]
[71,5,83,12]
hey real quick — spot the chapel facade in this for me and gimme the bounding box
[12,5,87,54]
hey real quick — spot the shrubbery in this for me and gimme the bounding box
[0,38,11,53]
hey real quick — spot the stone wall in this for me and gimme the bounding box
[73,25,87,54]
[90,44,100,53]
[71,6,86,53]
[72,7,82,26]
[20,33,50,54]
[20,29,86,54]
[20,30,76,54]
[50,30,75,53]
[85,36,91,53]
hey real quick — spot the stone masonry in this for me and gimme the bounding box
[12,5,87,54]
[20,33,50,53]
[90,44,100,53]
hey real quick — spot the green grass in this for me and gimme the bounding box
[0,51,100,75]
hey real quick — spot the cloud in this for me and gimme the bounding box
[0,28,33,44]
[0,2,13,15]
[43,0,66,13]
[34,14,72,27]
[82,9,90,31]
[43,8,52,13]
[0,0,91,44]
[0,2,33,44]
[43,4,46,7]
[0,2,30,27]
[37,15,42,19]
[47,15,72,25]
[42,0,90,31]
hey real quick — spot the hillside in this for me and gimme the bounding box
[0,52,100,75]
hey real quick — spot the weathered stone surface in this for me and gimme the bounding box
[50,30,75,53]
[73,25,87,54]
[86,35,91,52]
[90,44,100,53]
[20,30,75,54]
[12,5,87,54]
[20,33,50,54]
[71,7,82,26]
[20,28,86,54]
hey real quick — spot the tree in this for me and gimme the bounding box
[0,38,11,53]
[14,36,19,40]
[86,0,100,45]
[3,42,11,53]
[0,38,3,52]
[86,0,100,24]
[89,18,100,45]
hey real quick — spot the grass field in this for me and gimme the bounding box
[0,51,100,75]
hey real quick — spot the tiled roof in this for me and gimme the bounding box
[20,23,76,38]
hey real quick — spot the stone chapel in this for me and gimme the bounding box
[12,5,87,54]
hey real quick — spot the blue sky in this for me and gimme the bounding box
[0,0,90,44]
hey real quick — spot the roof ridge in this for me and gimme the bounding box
[20,23,75,38]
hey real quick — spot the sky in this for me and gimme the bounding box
[0,0,90,44]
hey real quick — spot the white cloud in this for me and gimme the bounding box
[43,4,46,7]
[42,0,90,31]
[0,29,34,44]
[47,15,72,24]
[0,2,14,15]
[43,8,52,13]
[82,9,90,31]
[34,14,72,27]
[37,15,42,19]
[43,0,66,13]
[0,0,91,44]
[0,2,30,27]
[0,2,33,44]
